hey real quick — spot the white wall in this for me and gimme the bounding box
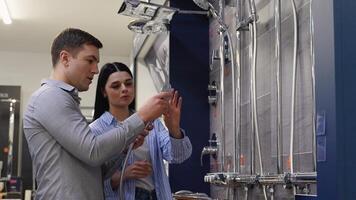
[0,49,158,117]
[0,50,130,114]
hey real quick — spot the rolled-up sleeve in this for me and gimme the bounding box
[156,120,192,164]
[169,129,192,163]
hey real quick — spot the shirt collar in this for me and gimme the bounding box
[101,111,116,125]
[41,79,75,91]
[41,79,81,102]
[101,109,136,126]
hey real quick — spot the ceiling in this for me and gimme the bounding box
[0,0,137,57]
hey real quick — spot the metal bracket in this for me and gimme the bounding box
[236,14,258,31]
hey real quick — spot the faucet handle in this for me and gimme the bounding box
[208,82,217,105]
[200,133,219,166]
[200,146,219,166]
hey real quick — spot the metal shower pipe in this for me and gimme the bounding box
[310,0,317,173]
[225,31,238,173]
[251,16,269,200]
[234,0,242,175]
[289,0,298,175]
[212,0,238,173]
[219,29,226,171]
[248,0,263,178]
[274,0,283,175]
[214,0,238,174]
[249,23,255,175]
[248,0,267,199]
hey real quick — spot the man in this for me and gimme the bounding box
[23,28,171,200]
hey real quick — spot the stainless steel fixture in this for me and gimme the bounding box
[208,82,218,105]
[201,133,218,166]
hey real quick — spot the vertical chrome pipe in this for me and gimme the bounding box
[274,0,283,174]
[252,18,268,200]
[251,20,263,176]
[249,0,257,18]
[248,0,263,177]
[219,30,226,171]
[310,0,317,173]
[248,0,262,177]
[249,22,255,175]
[209,0,229,173]
[219,0,227,172]
[226,31,238,173]
[289,0,298,175]
[248,0,267,198]
[234,0,243,175]
[225,27,239,200]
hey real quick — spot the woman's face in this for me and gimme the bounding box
[104,71,135,109]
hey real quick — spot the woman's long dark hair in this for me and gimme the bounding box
[93,62,135,121]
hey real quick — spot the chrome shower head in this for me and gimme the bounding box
[192,0,210,10]
[128,19,169,34]
[143,20,169,34]
[119,1,176,34]
[118,1,160,20]
[128,19,148,34]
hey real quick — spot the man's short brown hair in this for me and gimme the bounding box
[50,28,103,67]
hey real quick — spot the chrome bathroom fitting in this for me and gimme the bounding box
[258,173,286,185]
[208,81,218,105]
[200,133,218,166]
[119,0,209,34]
[204,172,258,187]
[236,16,254,31]
[284,172,317,185]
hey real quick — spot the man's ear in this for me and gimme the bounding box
[59,50,71,68]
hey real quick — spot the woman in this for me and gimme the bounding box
[90,62,192,200]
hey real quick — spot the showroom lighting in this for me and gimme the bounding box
[0,0,12,24]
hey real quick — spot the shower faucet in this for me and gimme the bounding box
[208,81,217,105]
[200,133,218,166]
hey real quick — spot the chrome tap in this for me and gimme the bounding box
[200,133,218,166]
[208,82,218,105]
